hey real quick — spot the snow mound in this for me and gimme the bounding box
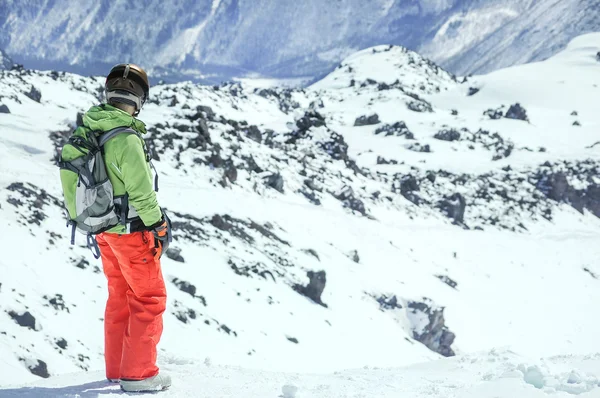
[311,45,458,94]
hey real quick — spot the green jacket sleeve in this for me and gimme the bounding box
[116,134,162,227]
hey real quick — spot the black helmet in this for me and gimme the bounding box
[105,64,150,114]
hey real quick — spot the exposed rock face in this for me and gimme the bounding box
[407,299,455,357]
[374,122,414,139]
[505,103,529,121]
[8,311,38,330]
[535,169,600,218]
[354,114,380,126]
[0,104,10,114]
[434,128,461,142]
[484,107,504,120]
[293,270,327,307]
[264,173,284,193]
[437,193,467,224]
[25,86,42,103]
[21,358,50,378]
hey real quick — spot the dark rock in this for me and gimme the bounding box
[22,359,50,378]
[571,111,578,116]
[304,178,323,193]
[483,108,504,120]
[505,103,529,121]
[300,189,322,206]
[208,151,223,168]
[546,173,569,201]
[596,52,600,62]
[467,87,480,96]
[407,100,433,113]
[55,338,68,349]
[451,109,458,116]
[0,104,10,114]
[287,337,299,344]
[173,123,191,133]
[376,156,398,165]
[197,119,209,136]
[376,294,402,310]
[374,122,414,139]
[434,129,461,142]
[293,270,327,307]
[166,247,185,263]
[583,267,598,279]
[320,132,349,161]
[189,121,211,150]
[399,175,422,205]
[224,164,238,183]
[197,105,216,120]
[354,114,380,126]
[45,294,69,313]
[172,278,196,297]
[350,250,360,263]
[243,156,264,174]
[573,121,581,126]
[296,111,326,131]
[435,275,458,289]
[25,86,42,102]
[244,125,262,143]
[302,249,320,261]
[407,300,455,357]
[8,311,37,330]
[264,173,284,193]
[406,143,431,153]
[75,112,84,126]
[437,193,466,224]
[333,186,366,215]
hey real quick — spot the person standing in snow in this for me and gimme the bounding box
[60,64,171,392]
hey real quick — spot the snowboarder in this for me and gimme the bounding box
[59,64,171,392]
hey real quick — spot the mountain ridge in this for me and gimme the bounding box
[1,0,599,82]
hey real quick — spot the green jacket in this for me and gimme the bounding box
[60,104,161,234]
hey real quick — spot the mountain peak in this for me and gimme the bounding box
[311,45,458,94]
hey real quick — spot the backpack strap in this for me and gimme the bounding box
[98,127,159,192]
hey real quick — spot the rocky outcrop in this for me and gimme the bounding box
[354,114,380,126]
[434,128,461,142]
[407,299,455,357]
[374,122,414,139]
[437,193,466,224]
[293,270,328,307]
[505,103,529,121]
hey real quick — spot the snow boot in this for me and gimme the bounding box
[120,373,171,392]
[107,378,119,383]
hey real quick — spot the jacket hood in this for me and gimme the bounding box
[82,104,147,134]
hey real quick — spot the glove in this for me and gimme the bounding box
[149,214,172,258]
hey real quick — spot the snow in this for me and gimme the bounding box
[2,350,600,397]
[0,33,600,396]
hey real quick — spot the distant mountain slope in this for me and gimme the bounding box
[0,0,598,81]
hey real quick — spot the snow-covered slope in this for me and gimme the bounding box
[3,350,600,397]
[0,0,598,81]
[0,33,599,395]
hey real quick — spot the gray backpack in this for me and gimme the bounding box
[59,126,154,258]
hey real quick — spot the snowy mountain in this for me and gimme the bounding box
[0,32,600,397]
[0,48,12,70]
[0,0,599,82]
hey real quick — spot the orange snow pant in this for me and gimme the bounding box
[96,230,167,381]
